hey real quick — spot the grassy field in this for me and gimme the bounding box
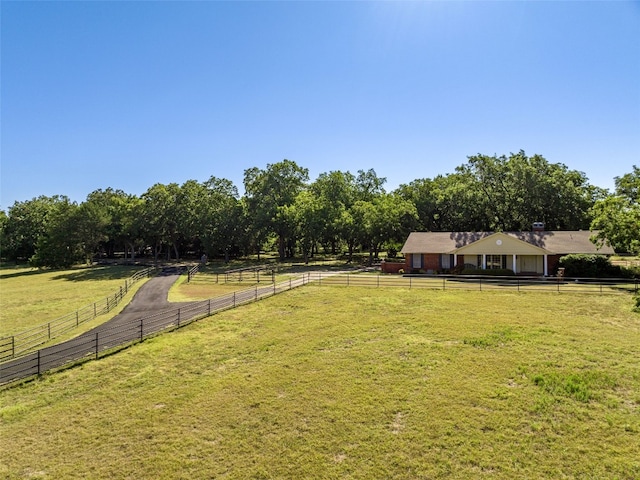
[0,265,149,338]
[1,285,639,479]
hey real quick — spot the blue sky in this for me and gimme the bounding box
[1,1,639,209]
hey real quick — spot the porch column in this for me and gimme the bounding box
[543,254,548,276]
[453,254,457,268]
[482,254,486,270]
[512,254,517,274]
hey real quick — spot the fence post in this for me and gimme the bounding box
[409,276,412,289]
[255,285,258,300]
[479,278,482,291]
[12,336,15,358]
[208,299,211,315]
[177,309,181,326]
[233,292,236,307]
[94,302,97,318]
[95,332,99,359]
[377,275,380,287]
[140,319,144,341]
[443,277,446,291]
[76,311,79,327]
[48,322,51,340]
[37,349,41,375]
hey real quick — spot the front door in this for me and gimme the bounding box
[521,255,538,273]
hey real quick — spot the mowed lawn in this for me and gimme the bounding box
[1,286,639,479]
[0,265,148,337]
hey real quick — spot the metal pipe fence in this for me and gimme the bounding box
[0,274,311,385]
[0,267,156,361]
[1,272,637,385]
[308,272,639,294]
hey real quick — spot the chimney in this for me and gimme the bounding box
[532,222,545,232]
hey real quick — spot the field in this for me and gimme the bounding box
[1,282,639,479]
[0,265,148,338]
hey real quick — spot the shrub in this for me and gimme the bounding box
[559,254,623,278]
[460,268,515,276]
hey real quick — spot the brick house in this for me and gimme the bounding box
[399,226,614,276]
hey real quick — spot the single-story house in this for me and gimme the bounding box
[400,226,615,276]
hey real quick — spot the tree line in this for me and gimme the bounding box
[1,152,637,268]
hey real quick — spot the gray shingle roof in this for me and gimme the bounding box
[400,231,615,255]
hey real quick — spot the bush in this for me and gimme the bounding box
[386,247,398,258]
[558,254,624,278]
[460,268,515,276]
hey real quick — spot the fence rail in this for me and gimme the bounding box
[187,264,200,283]
[308,273,639,294]
[0,274,311,385]
[0,267,156,362]
[1,272,638,385]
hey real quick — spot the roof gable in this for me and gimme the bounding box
[456,232,546,255]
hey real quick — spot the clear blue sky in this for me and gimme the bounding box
[1,1,639,209]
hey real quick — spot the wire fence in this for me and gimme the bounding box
[1,272,638,385]
[308,272,640,294]
[0,274,311,385]
[0,267,156,361]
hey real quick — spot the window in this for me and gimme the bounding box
[486,255,506,270]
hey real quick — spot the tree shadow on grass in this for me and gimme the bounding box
[0,268,44,280]
[51,265,145,282]
[1,265,146,282]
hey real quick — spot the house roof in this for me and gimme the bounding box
[400,231,615,255]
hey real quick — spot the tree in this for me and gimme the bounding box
[73,200,110,264]
[310,170,356,254]
[351,195,418,264]
[456,151,596,231]
[29,198,82,268]
[0,210,8,260]
[83,188,141,259]
[395,178,439,231]
[243,160,309,261]
[199,176,243,262]
[590,166,640,254]
[355,169,386,202]
[140,183,182,263]
[290,190,325,263]
[2,196,67,262]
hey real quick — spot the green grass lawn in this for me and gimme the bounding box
[0,265,148,338]
[1,286,639,479]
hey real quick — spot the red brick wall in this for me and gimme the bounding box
[547,255,562,275]
[423,254,440,271]
[381,261,406,274]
